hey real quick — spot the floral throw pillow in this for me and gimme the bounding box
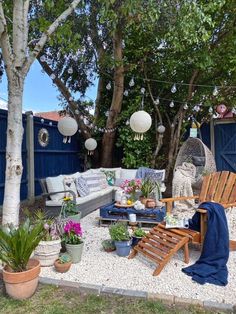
[101,170,116,186]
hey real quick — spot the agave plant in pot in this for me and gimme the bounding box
[63,221,84,263]
[109,222,131,257]
[131,227,146,247]
[54,253,72,273]
[0,219,44,300]
[33,210,61,267]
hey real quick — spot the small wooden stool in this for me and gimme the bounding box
[129,224,190,276]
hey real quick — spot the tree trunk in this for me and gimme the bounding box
[101,26,124,167]
[2,78,24,225]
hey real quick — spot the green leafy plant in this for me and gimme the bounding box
[0,219,44,272]
[109,222,130,241]
[102,239,116,251]
[61,197,79,217]
[133,228,146,238]
[140,178,158,198]
[58,253,71,264]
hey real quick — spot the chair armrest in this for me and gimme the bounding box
[42,190,76,203]
[160,195,199,214]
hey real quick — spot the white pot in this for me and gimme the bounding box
[129,214,136,222]
[115,189,124,203]
[34,239,61,267]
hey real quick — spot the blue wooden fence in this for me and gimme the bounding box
[0,109,81,205]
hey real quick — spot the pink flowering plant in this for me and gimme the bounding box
[120,179,142,201]
[63,221,83,245]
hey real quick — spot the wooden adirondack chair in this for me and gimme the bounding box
[129,171,236,276]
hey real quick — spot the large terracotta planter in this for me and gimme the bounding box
[3,259,40,300]
[65,242,84,263]
[34,239,61,266]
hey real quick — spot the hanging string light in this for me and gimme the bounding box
[169,101,174,108]
[68,67,73,74]
[213,86,219,96]
[171,83,177,93]
[183,103,188,110]
[106,82,111,90]
[129,77,135,87]
[154,97,160,105]
[123,90,129,96]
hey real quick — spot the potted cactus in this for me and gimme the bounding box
[54,253,72,273]
[101,239,116,252]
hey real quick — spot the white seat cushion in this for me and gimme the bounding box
[46,175,65,201]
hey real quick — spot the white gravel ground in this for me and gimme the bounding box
[40,207,236,304]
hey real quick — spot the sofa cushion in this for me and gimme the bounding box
[101,169,116,186]
[100,167,122,179]
[46,175,65,201]
[81,172,108,193]
[120,169,137,180]
[63,176,78,197]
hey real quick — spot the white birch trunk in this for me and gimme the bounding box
[2,77,24,225]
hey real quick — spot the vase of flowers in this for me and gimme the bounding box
[120,179,142,202]
[63,221,84,263]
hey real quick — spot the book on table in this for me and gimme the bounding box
[165,215,189,229]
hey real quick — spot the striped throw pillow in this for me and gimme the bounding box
[75,176,90,197]
[82,172,108,193]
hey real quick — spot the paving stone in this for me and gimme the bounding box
[78,283,101,295]
[148,292,175,305]
[175,296,203,307]
[203,301,234,313]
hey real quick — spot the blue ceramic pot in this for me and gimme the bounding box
[114,240,131,257]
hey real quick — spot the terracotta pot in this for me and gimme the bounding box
[3,259,40,300]
[146,198,156,208]
[54,259,72,273]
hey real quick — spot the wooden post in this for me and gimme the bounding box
[25,111,35,204]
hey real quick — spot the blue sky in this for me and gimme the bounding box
[0,60,97,112]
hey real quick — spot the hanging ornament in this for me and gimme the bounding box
[130,110,152,140]
[213,86,219,96]
[157,125,166,134]
[140,87,145,94]
[154,97,160,105]
[57,116,78,143]
[129,77,135,87]
[169,101,174,108]
[193,105,200,112]
[208,107,213,114]
[40,55,46,62]
[123,90,129,96]
[85,138,97,155]
[50,73,56,80]
[106,82,111,90]
[171,83,177,93]
[183,103,188,110]
[68,67,73,74]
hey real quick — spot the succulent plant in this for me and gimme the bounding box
[58,253,71,264]
[102,239,116,251]
[133,228,146,238]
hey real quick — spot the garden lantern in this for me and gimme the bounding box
[85,138,97,155]
[130,110,152,140]
[157,124,166,134]
[57,116,78,143]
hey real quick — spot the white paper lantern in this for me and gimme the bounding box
[85,138,97,155]
[130,110,152,140]
[57,116,78,143]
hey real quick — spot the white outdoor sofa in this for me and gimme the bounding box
[40,167,166,218]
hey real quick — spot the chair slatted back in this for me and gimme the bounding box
[199,171,236,207]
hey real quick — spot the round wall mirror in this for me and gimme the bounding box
[38,128,49,147]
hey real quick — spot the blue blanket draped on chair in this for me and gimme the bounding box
[182,202,229,286]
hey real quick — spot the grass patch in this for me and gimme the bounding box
[0,283,216,314]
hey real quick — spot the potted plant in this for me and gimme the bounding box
[63,220,84,263]
[120,179,142,202]
[33,210,61,267]
[101,239,116,252]
[132,228,146,247]
[109,222,131,257]
[140,178,158,205]
[0,219,44,300]
[60,197,82,222]
[54,253,72,273]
